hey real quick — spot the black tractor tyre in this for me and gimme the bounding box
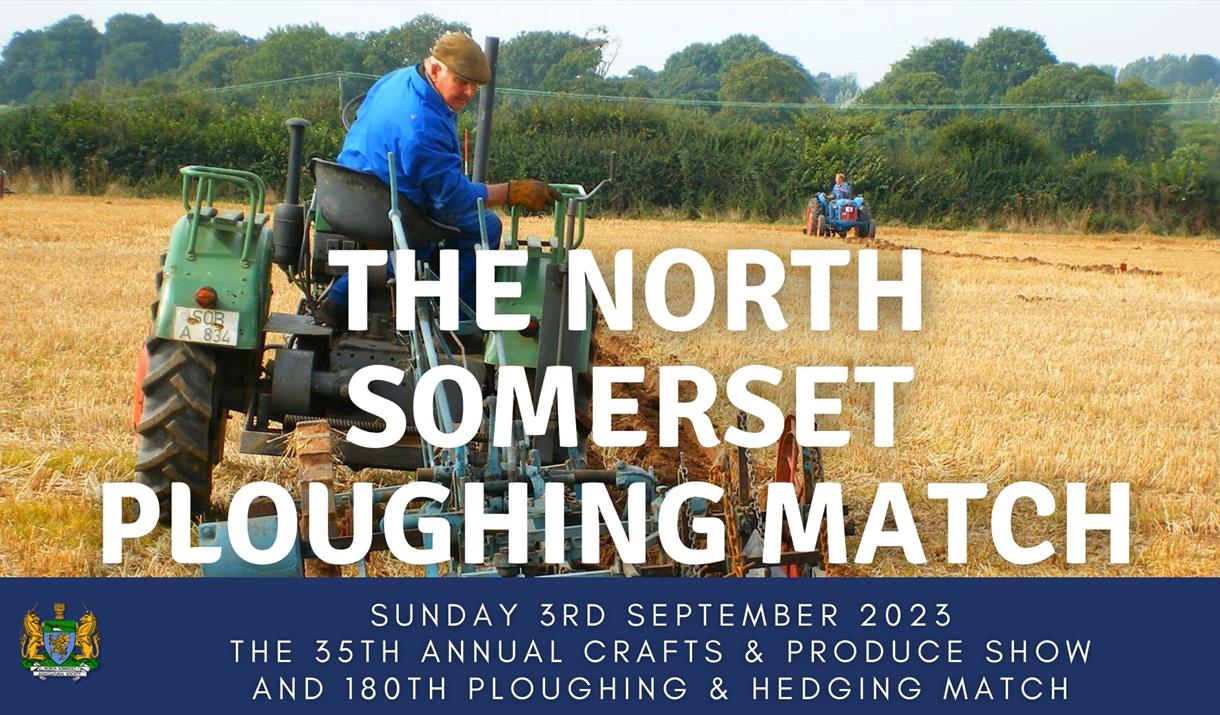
[815,214,827,237]
[135,336,225,522]
[136,253,227,522]
[867,220,877,239]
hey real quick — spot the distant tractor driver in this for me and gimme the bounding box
[832,172,853,200]
[318,32,559,326]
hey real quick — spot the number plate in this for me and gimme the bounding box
[172,307,239,346]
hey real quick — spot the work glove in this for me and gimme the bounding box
[507,179,561,213]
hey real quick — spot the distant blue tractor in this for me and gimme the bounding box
[803,193,876,238]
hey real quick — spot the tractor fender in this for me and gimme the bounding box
[153,214,273,351]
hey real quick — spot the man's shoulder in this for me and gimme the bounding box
[377,65,420,85]
[371,67,451,119]
[366,66,422,105]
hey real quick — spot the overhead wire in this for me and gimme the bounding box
[6,70,1216,113]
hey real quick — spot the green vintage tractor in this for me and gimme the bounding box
[130,50,829,578]
[133,113,599,502]
[131,115,639,575]
[131,145,827,578]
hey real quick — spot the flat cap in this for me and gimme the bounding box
[431,32,491,85]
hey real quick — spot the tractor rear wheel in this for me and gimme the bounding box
[867,220,877,238]
[134,336,225,522]
[135,253,227,521]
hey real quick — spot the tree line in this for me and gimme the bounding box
[0,15,1217,233]
[0,13,860,105]
[4,15,1218,109]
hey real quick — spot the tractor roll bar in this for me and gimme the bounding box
[179,166,267,266]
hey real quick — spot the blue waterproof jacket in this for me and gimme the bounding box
[337,65,487,221]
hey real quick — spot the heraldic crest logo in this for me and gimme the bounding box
[20,602,100,681]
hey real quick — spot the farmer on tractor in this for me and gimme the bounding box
[317,32,559,326]
[831,172,853,200]
[803,172,875,239]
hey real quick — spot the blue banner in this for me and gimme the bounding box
[2,578,1215,714]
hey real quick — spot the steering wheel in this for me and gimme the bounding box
[341,92,367,131]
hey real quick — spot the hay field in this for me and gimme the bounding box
[0,194,1216,577]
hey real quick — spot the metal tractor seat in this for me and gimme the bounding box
[309,159,463,249]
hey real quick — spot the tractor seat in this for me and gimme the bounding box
[309,159,464,250]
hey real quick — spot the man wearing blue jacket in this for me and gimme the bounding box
[831,173,853,200]
[320,32,558,325]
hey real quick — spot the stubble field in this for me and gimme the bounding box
[0,194,1216,577]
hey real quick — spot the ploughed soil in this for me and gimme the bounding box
[584,333,730,486]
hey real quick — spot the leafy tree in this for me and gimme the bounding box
[718,55,816,124]
[1004,63,1116,154]
[1179,55,1220,85]
[0,30,45,102]
[716,34,778,68]
[596,67,655,98]
[934,115,1048,166]
[542,41,604,92]
[179,44,249,87]
[653,34,812,101]
[621,77,655,98]
[862,70,956,128]
[98,14,182,85]
[867,71,954,106]
[654,43,722,100]
[1175,119,1220,177]
[891,38,970,89]
[1098,79,1174,158]
[925,116,1050,216]
[32,15,103,98]
[1118,54,1220,121]
[814,72,859,105]
[1119,54,1220,88]
[178,23,249,72]
[362,15,470,75]
[98,43,156,86]
[627,65,657,81]
[1158,80,1220,121]
[498,31,605,91]
[959,27,1056,103]
[1006,64,1171,158]
[862,37,969,111]
[720,55,814,103]
[231,24,364,83]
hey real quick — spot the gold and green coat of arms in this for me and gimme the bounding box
[20,603,99,680]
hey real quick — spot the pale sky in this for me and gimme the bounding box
[1,1,1217,86]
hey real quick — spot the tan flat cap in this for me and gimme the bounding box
[431,32,491,84]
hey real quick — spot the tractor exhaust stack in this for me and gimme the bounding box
[284,117,309,205]
[272,118,310,268]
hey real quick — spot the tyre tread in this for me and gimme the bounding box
[134,337,219,519]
